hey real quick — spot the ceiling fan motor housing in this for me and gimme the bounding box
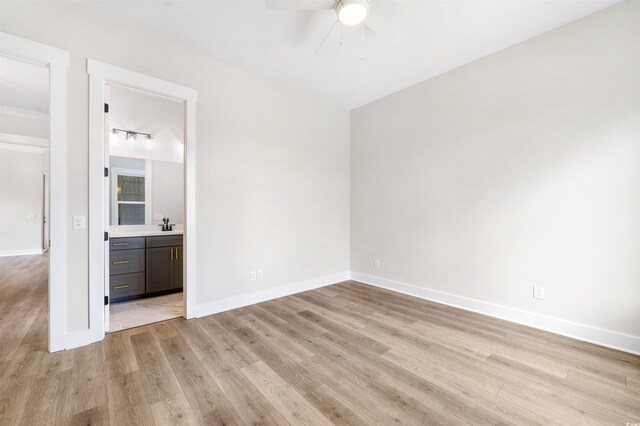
[335,0,370,26]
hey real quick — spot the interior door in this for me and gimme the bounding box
[42,173,49,251]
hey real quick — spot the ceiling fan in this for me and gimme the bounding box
[265,0,406,56]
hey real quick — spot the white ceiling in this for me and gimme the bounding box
[49,1,624,109]
[0,55,49,113]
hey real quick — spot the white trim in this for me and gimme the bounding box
[195,272,350,318]
[0,105,48,121]
[0,133,48,147]
[0,142,48,154]
[0,249,45,257]
[0,32,69,353]
[145,160,152,225]
[87,60,197,102]
[110,167,148,226]
[351,272,640,356]
[88,59,198,348]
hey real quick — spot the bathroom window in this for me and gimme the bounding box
[115,173,146,225]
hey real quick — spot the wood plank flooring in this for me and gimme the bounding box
[1,254,639,425]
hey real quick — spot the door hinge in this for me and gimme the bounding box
[104,103,109,113]
[104,231,109,242]
[104,167,109,177]
[104,295,109,306]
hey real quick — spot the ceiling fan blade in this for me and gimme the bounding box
[265,0,335,10]
[365,10,408,43]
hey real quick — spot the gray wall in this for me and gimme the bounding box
[0,2,350,331]
[351,2,640,337]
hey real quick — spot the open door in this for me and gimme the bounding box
[42,173,49,252]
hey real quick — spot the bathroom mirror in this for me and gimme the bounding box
[107,83,184,227]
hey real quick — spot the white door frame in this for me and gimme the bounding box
[0,32,69,352]
[87,60,197,342]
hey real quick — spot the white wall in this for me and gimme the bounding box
[109,155,144,171]
[108,83,184,164]
[0,2,350,331]
[351,1,640,339]
[0,149,45,254]
[152,160,183,225]
[0,112,48,139]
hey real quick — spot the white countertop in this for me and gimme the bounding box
[109,225,184,238]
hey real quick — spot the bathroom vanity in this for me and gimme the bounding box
[109,233,183,302]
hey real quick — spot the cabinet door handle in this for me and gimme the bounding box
[112,242,129,246]
[170,248,174,260]
[112,260,129,265]
[175,248,179,261]
[112,284,129,290]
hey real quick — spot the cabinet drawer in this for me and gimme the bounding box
[146,235,183,248]
[110,237,145,251]
[110,273,145,300]
[110,249,145,275]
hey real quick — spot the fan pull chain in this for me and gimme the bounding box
[361,22,365,61]
[315,19,339,56]
[339,22,343,46]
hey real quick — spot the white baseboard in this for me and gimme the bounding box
[351,272,640,356]
[195,272,350,318]
[0,248,44,257]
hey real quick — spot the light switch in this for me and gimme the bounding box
[73,215,85,230]
[27,213,37,220]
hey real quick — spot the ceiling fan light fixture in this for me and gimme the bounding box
[336,0,369,26]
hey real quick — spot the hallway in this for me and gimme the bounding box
[0,254,48,361]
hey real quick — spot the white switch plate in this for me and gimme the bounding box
[73,215,85,230]
[250,271,257,281]
[27,213,37,220]
[374,259,380,269]
[533,285,545,300]
[257,269,263,280]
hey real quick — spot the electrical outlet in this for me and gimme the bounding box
[250,271,257,281]
[257,269,263,280]
[533,285,545,300]
[73,215,85,230]
[374,259,380,269]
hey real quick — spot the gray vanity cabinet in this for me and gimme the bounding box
[173,246,183,288]
[146,247,173,293]
[109,234,182,302]
[109,237,146,301]
[146,235,183,294]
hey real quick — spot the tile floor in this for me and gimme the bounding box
[109,292,183,332]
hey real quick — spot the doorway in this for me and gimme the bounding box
[105,82,185,332]
[88,60,197,341]
[0,32,69,353]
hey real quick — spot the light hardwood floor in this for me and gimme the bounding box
[1,254,639,425]
[110,292,183,332]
